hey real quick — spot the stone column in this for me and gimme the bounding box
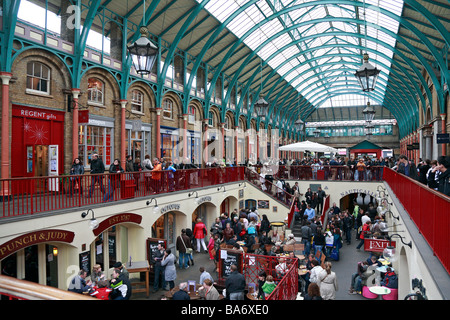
[1,73,12,194]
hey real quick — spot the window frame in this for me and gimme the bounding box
[131,89,144,113]
[87,78,105,106]
[163,99,173,120]
[26,61,51,95]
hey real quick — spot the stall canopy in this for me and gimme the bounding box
[279,140,338,153]
[349,140,383,159]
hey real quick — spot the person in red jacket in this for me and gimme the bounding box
[90,280,112,300]
[193,218,208,253]
[356,220,372,250]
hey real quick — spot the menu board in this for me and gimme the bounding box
[219,249,243,279]
[146,238,167,265]
[79,251,91,275]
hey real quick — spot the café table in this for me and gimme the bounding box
[368,286,391,300]
[271,221,285,234]
[125,260,150,298]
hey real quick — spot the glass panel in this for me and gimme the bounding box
[108,227,117,269]
[46,245,58,288]
[24,245,39,283]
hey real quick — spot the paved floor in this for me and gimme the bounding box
[131,228,375,301]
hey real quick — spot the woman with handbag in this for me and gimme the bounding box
[176,229,193,269]
[318,262,338,300]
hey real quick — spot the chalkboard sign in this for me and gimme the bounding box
[146,238,167,265]
[79,251,91,276]
[218,249,243,279]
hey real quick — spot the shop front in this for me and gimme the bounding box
[0,229,75,292]
[11,105,65,179]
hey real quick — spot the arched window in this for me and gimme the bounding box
[87,78,104,105]
[188,105,196,124]
[163,99,173,119]
[208,111,215,127]
[26,62,50,94]
[131,90,144,113]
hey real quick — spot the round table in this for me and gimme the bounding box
[368,286,391,300]
[271,221,285,235]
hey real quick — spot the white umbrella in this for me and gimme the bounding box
[278,140,338,153]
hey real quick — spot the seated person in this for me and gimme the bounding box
[284,234,296,246]
[257,271,267,300]
[172,282,191,300]
[262,275,277,296]
[258,231,272,245]
[90,280,112,300]
[381,267,398,289]
[198,279,220,300]
[367,255,382,267]
[275,257,288,278]
[349,261,370,294]
[232,243,244,253]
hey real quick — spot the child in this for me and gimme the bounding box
[90,280,112,300]
[262,275,277,296]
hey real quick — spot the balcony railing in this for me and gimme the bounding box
[383,168,450,275]
[0,167,245,219]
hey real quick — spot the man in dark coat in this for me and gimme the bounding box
[225,264,246,300]
[88,153,105,197]
[172,282,190,300]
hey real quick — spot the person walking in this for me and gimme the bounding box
[69,158,84,196]
[176,229,192,269]
[88,153,105,197]
[318,261,338,300]
[193,218,208,253]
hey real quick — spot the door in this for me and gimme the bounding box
[35,145,49,177]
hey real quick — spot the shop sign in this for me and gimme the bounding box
[93,213,142,236]
[12,105,65,121]
[160,203,181,214]
[339,188,375,198]
[364,238,395,253]
[0,229,75,260]
[197,196,212,205]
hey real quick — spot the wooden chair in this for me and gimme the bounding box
[293,243,304,252]
[283,244,294,252]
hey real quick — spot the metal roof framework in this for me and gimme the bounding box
[2,0,449,139]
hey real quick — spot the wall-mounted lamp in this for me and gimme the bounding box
[238,182,246,188]
[383,233,412,263]
[217,186,226,196]
[81,209,99,230]
[376,197,392,216]
[53,247,58,257]
[385,210,400,221]
[146,198,159,214]
[188,191,199,204]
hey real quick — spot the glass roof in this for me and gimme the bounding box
[198,0,404,111]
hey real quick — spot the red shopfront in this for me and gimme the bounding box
[11,105,65,179]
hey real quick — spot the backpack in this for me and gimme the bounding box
[247,225,256,235]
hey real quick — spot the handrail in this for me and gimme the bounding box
[383,167,450,275]
[0,167,245,219]
[0,275,96,300]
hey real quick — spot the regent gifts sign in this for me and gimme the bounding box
[364,238,396,253]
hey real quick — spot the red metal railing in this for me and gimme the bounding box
[261,165,385,181]
[244,168,293,208]
[243,253,298,300]
[0,167,245,218]
[383,168,450,275]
